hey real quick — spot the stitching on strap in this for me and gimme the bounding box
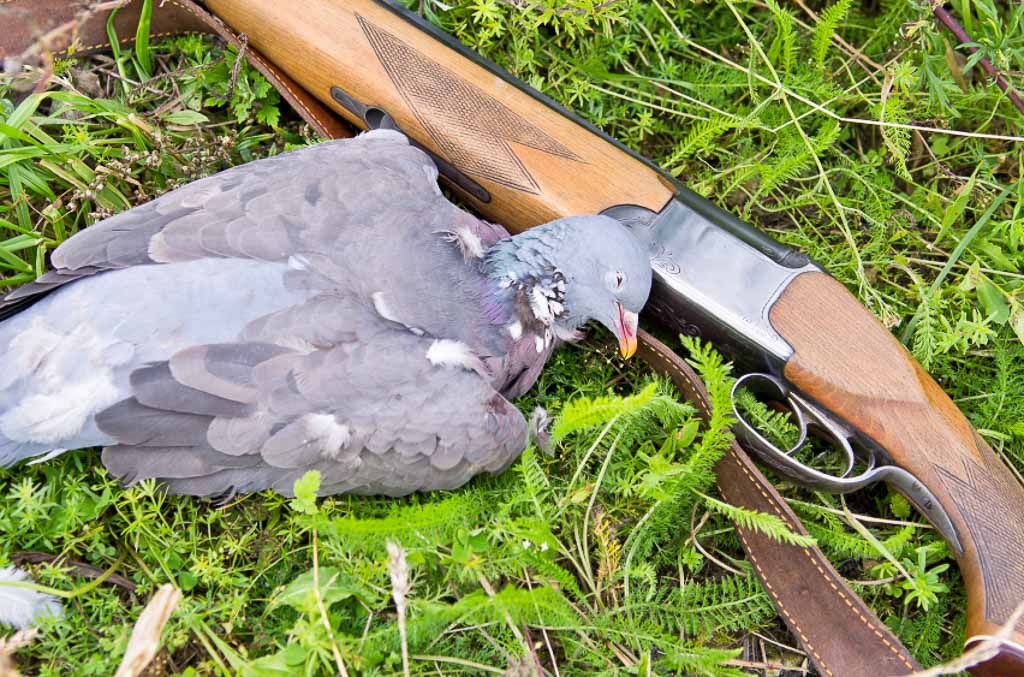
[245,49,331,136]
[79,30,200,52]
[641,339,917,673]
[717,480,836,677]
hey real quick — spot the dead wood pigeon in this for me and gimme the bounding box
[0,130,651,497]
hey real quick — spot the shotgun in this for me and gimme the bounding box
[204,0,1024,668]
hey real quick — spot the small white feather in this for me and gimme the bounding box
[359,128,408,143]
[551,323,583,342]
[147,231,173,263]
[423,165,443,195]
[426,339,487,376]
[27,448,67,466]
[372,291,426,336]
[371,291,398,323]
[530,287,554,324]
[507,321,523,340]
[439,225,485,260]
[0,566,62,629]
[302,413,351,460]
[457,226,484,258]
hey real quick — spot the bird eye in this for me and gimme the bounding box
[606,270,626,292]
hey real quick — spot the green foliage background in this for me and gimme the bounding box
[1,0,1022,674]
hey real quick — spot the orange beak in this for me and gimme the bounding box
[615,302,638,359]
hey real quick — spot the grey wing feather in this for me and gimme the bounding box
[1,130,455,317]
[131,363,252,418]
[95,398,212,447]
[103,444,262,481]
[99,296,527,497]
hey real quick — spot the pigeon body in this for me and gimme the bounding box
[0,130,651,497]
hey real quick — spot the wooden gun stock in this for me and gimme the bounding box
[772,272,1024,671]
[205,0,1024,669]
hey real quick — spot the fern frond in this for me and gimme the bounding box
[878,92,912,180]
[655,642,747,677]
[813,117,842,153]
[665,114,750,171]
[465,583,579,627]
[518,444,553,515]
[765,0,797,71]
[732,387,801,449]
[325,491,491,552]
[671,574,775,636]
[811,0,854,67]
[756,141,815,195]
[911,291,943,370]
[551,381,659,442]
[623,338,738,594]
[803,521,917,561]
[520,548,588,604]
[700,494,817,547]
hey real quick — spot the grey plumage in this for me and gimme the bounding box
[0,130,652,497]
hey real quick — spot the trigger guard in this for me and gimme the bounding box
[731,373,808,458]
[730,373,965,557]
[731,374,878,494]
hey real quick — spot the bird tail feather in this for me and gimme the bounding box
[0,437,59,468]
[0,566,63,630]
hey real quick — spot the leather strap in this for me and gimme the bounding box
[638,330,920,676]
[0,4,922,674]
[0,0,348,138]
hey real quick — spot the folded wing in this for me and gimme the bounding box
[98,293,528,497]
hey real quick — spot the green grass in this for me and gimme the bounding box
[1,0,1023,674]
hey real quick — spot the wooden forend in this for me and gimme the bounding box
[205,0,674,232]
[771,272,1024,673]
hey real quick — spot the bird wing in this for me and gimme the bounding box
[97,292,528,497]
[1,130,507,321]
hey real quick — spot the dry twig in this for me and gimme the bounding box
[11,552,136,593]
[903,600,1024,676]
[0,628,38,677]
[112,584,181,677]
[387,541,412,677]
[931,2,1024,117]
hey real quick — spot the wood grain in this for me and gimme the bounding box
[205,0,674,232]
[771,271,1024,669]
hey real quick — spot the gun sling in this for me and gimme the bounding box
[0,2,924,674]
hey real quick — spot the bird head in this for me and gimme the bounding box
[488,215,652,358]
